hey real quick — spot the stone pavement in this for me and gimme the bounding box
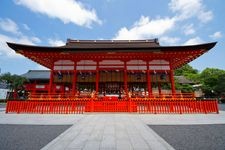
[42,114,174,150]
[1,110,225,150]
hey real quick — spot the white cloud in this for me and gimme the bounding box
[183,24,195,35]
[22,24,30,30]
[183,37,204,45]
[113,16,176,40]
[209,31,222,39]
[198,9,213,23]
[15,0,102,28]
[113,0,214,42]
[31,37,41,43]
[0,34,41,58]
[169,0,213,23]
[0,34,26,58]
[0,18,41,58]
[48,39,65,46]
[0,18,20,35]
[159,36,180,45]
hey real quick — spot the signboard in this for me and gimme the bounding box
[0,82,10,99]
[0,89,9,99]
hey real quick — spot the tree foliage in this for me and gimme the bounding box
[174,64,199,92]
[175,65,225,97]
[215,74,225,97]
[0,72,27,90]
[175,80,194,93]
[177,65,200,81]
[200,68,225,97]
[175,64,198,76]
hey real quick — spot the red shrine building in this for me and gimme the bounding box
[5,39,219,114]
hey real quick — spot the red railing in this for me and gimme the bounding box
[27,93,196,101]
[6,100,87,114]
[134,100,219,114]
[91,101,132,112]
[6,99,219,114]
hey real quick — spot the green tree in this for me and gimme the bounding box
[215,74,225,97]
[200,68,225,97]
[174,65,225,97]
[175,64,198,76]
[0,72,27,90]
[174,64,199,92]
[175,81,193,93]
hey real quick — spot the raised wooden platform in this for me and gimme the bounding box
[6,99,219,114]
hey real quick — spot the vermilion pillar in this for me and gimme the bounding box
[124,61,128,97]
[48,70,53,94]
[158,82,162,96]
[96,61,99,95]
[147,62,152,98]
[170,69,176,95]
[72,70,77,94]
[124,61,130,112]
[72,62,77,94]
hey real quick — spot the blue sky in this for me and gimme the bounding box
[0,0,224,75]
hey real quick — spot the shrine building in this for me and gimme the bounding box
[5,39,219,114]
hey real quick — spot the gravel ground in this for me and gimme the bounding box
[219,104,225,111]
[0,103,6,108]
[0,124,71,150]
[149,124,225,150]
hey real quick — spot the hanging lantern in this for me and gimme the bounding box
[81,73,86,80]
[57,71,63,80]
[160,73,166,80]
[136,73,141,80]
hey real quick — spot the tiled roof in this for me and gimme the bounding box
[7,40,216,52]
[174,76,194,84]
[21,70,50,80]
[62,39,160,49]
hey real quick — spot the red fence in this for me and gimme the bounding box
[6,99,219,114]
[134,100,219,114]
[6,101,87,114]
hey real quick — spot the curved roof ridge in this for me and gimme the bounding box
[66,38,159,44]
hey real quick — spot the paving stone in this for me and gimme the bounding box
[45,141,69,150]
[129,135,150,150]
[79,126,94,135]
[89,131,103,141]
[83,140,101,150]
[100,135,116,149]
[13,113,224,150]
[104,126,115,135]
[116,139,133,150]
[116,130,129,140]
[67,134,89,149]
